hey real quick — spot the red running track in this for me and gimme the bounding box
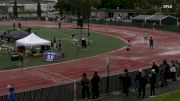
[0,21,180,95]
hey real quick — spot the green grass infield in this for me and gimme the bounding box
[0,26,125,70]
[143,90,180,101]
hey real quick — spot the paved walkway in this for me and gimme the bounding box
[94,79,180,101]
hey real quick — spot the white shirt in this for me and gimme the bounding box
[170,66,176,72]
[126,42,131,49]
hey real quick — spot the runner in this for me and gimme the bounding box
[126,40,131,57]
[144,31,148,43]
[149,37,154,50]
[58,21,61,29]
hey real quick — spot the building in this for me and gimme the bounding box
[0,0,57,13]
[91,9,147,19]
[132,14,178,25]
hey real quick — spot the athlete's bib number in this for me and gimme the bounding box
[46,54,55,61]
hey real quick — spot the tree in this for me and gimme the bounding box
[101,0,140,9]
[37,2,42,17]
[143,0,178,13]
[75,0,101,18]
[91,0,102,8]
[176,8,180,18]
[13,0,18,18]
[146,8,156,15]
[54,0,64,17]
[79,0,91,19]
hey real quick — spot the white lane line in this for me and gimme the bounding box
[37,68,76,83]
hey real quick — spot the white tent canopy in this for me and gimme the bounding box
[16,33,51,47]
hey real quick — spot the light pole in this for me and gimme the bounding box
[87,0,90,45]
[47,3,50,16]
[14,0,18,18]
[106,56,110,93]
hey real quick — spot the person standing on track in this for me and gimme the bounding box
[126,40,131,57]
[144,31,148,43]
[58,21,61,29]
[149,37,154,50]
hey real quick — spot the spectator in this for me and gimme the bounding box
[175,60,179,68]
[119,69,131,96]
[18,22,21,29]
[91,71,100,99]
[170,64,177,81]
[7,85,16,101]
[170,60,175,67]
[141,71,148,98]
[151,61,159,87]
[135,71,141,97]
[149,69,156,97]
[0,34,4,40]
[149,37,154,50]
[162,60,170,86]
[81,73,90,99]
[159,66,165,87]
[151,61,159,73]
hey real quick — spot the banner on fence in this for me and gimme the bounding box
[43,51,60,62]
